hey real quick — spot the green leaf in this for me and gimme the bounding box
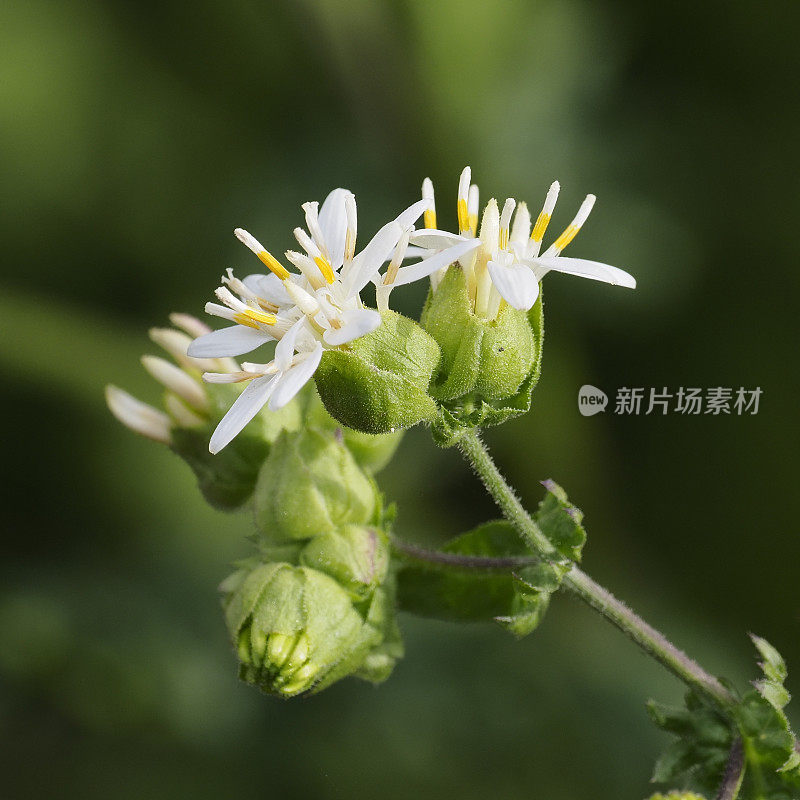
[534,479,586,562]
[395,519,569,637]
[648,637,800,799]
[647,691,732,796]
[395,520,535,623]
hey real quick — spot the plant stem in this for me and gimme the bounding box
[390,537,540,570]
[716,739,746,800]
[457,429,735,710]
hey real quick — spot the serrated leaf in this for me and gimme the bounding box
[755,679,791,711]
[649,637,800,799]
[751,634,788,684]
[534,479,587,561]
[648,691,733,795]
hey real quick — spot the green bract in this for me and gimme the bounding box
[220,561,401,696]
[252,427,378,541]
[313,310,440,435]
[420,267,544,445]
[300,525,390,601]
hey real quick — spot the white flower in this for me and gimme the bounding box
[410,166,636,318]
[203,317,323,454]
[188,187,470,452]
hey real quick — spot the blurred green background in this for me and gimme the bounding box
[2,0,798,797]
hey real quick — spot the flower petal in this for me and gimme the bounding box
[318,188,350,270]
[409,230,466,250]
[242,273,293,306]
[208,373,280,454]
[391,239,481,287]
[187,325,273,358]
[268,343,323,409]
[274,317,308,371]
[394,198,432,228]
[488,260,540,310]
[343,220,402,298]
[322,308,381,346]
[534,256,636,288]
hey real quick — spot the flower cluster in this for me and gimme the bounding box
[187,190,474,453]
[411,166,636,317]
[170,167,634,454]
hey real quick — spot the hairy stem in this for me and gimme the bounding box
[457,429,735,710]
[716,739,746,800]
[391,537,540,570]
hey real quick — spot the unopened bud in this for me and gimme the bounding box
[253,428,377,541]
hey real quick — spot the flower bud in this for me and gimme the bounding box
[300,525,389,601]
[421,267,543,441]
[303,392,403,474]
[252,428,378,541]
[423,266,538,401]
[313,310,440,435]
[221,562,393,696]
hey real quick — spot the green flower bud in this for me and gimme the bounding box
[300,525,389,601]
[171,382,303,510]
[221,562,393,696]
[252,428,378,541]
[303,391,404,474]
[313,310,440,435]
[421,267,544,442]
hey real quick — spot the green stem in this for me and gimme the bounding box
[457,429,735,710]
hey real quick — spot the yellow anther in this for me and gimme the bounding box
[469,213,478,237]
[314,256,336,284]
[457,198,470,234]
[256,249,291,281]
[424,208,437,229]
[234,308,276,328]
[531,212,551,243]
[551,223,581,253]
[499,229,508,250]
[232,313,261,330]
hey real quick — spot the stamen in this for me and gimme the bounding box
[457,166,471,235]
[530,181,560,249]
[422,178,437,229]
[294,227,335,284]
[285,250,326,290]
[234,228,291,281]
[499,198,516,250]
[468,184,480,236]
[240,308,277,326]
[283,280,320,316]
[549,194,595,254]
